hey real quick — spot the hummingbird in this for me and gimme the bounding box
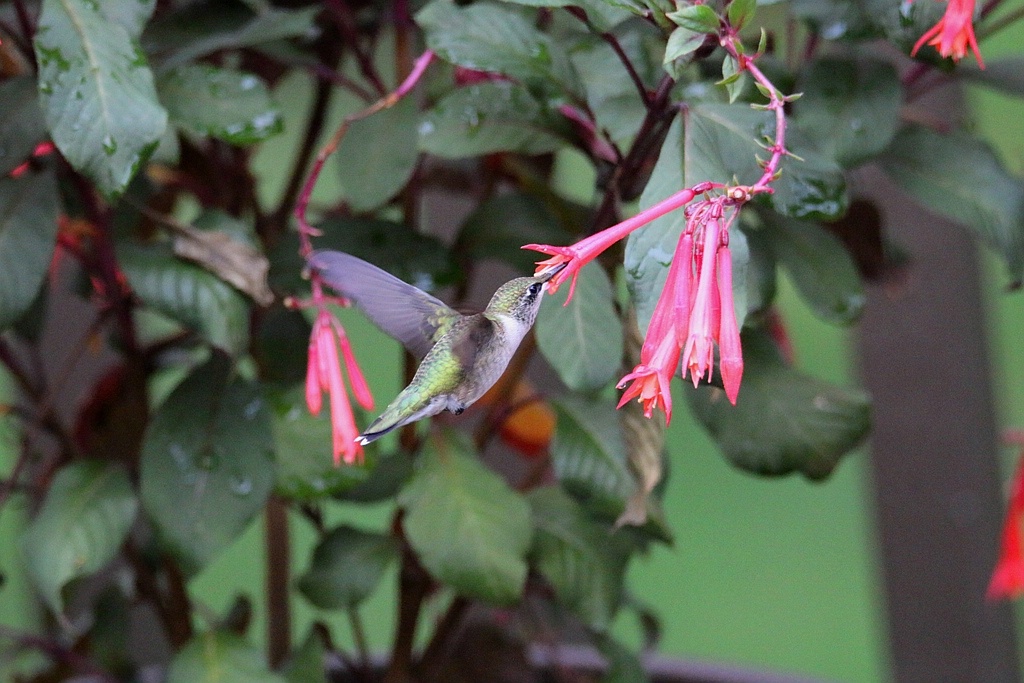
[308,250,563,445]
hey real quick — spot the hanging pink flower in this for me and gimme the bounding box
[912,0,985,67]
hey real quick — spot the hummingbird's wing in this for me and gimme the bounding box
[309,250,459,359]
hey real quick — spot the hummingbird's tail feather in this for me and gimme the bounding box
[355,394,449,445]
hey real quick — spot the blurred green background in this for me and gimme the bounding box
[3,15,1024,683]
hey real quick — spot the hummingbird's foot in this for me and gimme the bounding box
[451,405,466,416]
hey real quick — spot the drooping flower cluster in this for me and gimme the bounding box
[526,185,744,424]
[305,307,374,465]
[911,0,985,67]
[988,434,1024,600]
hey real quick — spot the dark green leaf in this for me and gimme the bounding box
[687,327,870,480]
[796,57,901,168]
[727,0,757,31]
[551,396,634,518]
[145,3,320,72]
[528,488,626,631]
[399,432,532,605]
[22,461,137,613]
[536,265,623,392]
[663,27,706,69]
[297,525,398,610]
[501,0,639,23]
[337,97,420,212]
[666,4,720,33]
[623,116,753,333]
[685,103,847,220]
[335,450,416,504]
[270,218,457,295]
[0,77,47,176]
[0,173,60,331]
[35,0,168,198]
[158,65,282,144]
[167,631,284,683]
[419,81,567,158]
[417,0,581,97]
[141,354,275,575]
[269,385,370,501]
[99,0,156,38]
[119,242,250,355]
[284,629,328,683]
[254,308,311,386]
[879,124,1024,282]
[456,192,572,274]
[764,215,864,325]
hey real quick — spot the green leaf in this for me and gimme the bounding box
[666,4,720,33]
[158,65,282,144]
[22,461,138,613]
[536,265,623,392]
[296,525,399,610]
[417,0,581,97]
[685,102,847,220]
[269,385,370,501]
[254,308,311,386]
[337,97,420,212]
[167,631,284,683]
[550,396,634,518]
[119,242,250,355]
[0,76,48,176]
[419,81,567,158]
[456,192,572,274]
[335,450,416,504]
[270,217,458,295]
[623,116,752,333]
[99,0,156,38]
[879,124,1024,282]
[283,628,328,683]
[764,215,864,325]
[687,327,870,480]
[0,173,60,331]
[141,354,275,575]
[528,488,627,631]
[145,3,320,72]
[727,0,757,31]
[399,432,532,605]
[35,0,168,198]
[663,27,706,68]
[795,57,901,168]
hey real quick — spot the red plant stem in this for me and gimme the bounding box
[324,0,388,96]
[265,495,291,669]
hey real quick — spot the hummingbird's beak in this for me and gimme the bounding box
[537,261,569,282]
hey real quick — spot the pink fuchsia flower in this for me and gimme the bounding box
[715,244,743,405]
[988,448,1024,600]
[306,308,374,465]
[911,0,984,67]
[682,218,722,387]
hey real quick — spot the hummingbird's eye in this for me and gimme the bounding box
[528,283,542,297]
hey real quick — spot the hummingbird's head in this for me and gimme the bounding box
[488,263,566,325]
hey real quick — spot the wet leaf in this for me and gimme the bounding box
[119,241,251,355]
[35,0,168,198]
[419,81,568,158]
[550,396,634,519]
[338,97,420,212]
[140,354,275,575]
[687,327,870,480]
[22,461,138,613]
[296,525,398,610]
[536,264,623,392]
[399,432,531,605]
[795,56,901,168]
[879,124,1024,283]
[158,65,282,145]
[0,173,60,330]
[417,0,581,97]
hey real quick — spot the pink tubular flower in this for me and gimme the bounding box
[306,309,374,465]
[716,245,743,405]
[911,0,984,67]
[682,219,721,386]
[989,448,1024,600]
